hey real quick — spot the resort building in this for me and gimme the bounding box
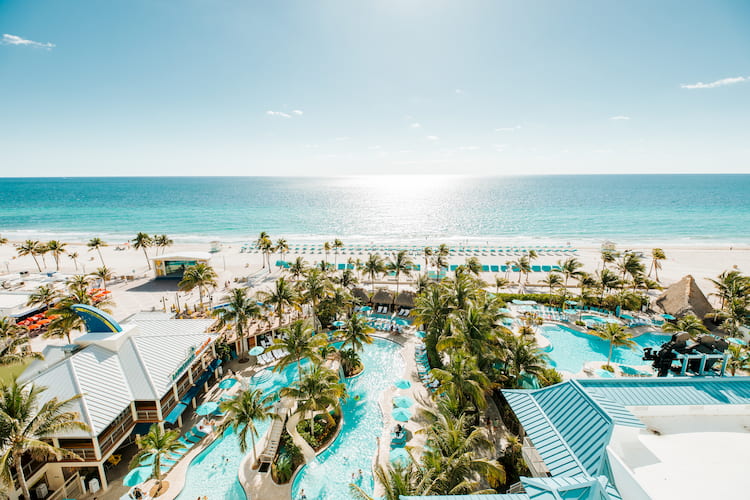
[150,252,212,279]
[8,307,220,500]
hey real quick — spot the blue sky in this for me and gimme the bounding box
[1,0,749,176]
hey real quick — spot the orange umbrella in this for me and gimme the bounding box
[28,324,41,330]
[47,314,60,319]
[37,318,52,325]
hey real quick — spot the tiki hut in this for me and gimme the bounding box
[352,287,370,304]
[394,291,416,308]
[654,275,713,320]
[371,289,394,312]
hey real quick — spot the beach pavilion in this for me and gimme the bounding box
[150,252,212,279]
[7,305,221,500]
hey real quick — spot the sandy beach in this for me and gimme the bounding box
[2,239,748,324]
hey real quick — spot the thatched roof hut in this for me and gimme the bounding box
[654,275,713,319]
[352,287,370,303]
[372,288,394,305]
[394,291,416,308]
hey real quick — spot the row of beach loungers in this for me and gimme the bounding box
[243,243,578,257]
[256,348,290,365]
[415,343,441,392]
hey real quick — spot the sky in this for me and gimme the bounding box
[1,0,749,176]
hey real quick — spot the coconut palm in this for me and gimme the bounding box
[601,249,616,270]
[129,424,185,491]
[661,314,709,338]
[0,382,90,499]
[387,250,414,297]
[178,263,218,307]
[558,257,583,287]
[323,241,332,265]
[268,320,324,382]
[87,237,107,266]
[494,276,509,294]
[541,272,563,295]
[430,354,492,412]
[45,241,67,271]
[217,389,277,463]
[68,251,80,272]
[726,345,749,376]
[577,272,597,297]
[363,253,385,294]
[464,257,482,276]
[0,317,26,339]
[327,286,354,317]
[276,238,289,262]
[66,274,92,292]
[336,268,358,289]
[338,348,362,377]
[617,252,645,284]
[256,232,272,270]
[16,240,42,272]
[340,314,375,352]
[288,257,309,281]
[26,285,61,311]
[350,462,431,500]
[332,239,343,266]
[709,270,749,310]
[422,246,434,273]
[594,323,635,368]
[154,234,173,255]
[132,232,153,269]
[504,335,548,388]
[280,363,346,443]
[648,248,666,281]
[259,277,299,322]
[596,268,620,301]
[0,333,42,366]
[213,288,263,359]
[92,266,113,289]
[511,255,531,284]
[437,304,503,364]
[300,269,332,327]
[35,242,50,269]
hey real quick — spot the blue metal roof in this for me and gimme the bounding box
[400,496,528,500]
[520,475,622,500]
[577,377,750,406]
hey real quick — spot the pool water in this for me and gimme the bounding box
[175,360,306,500]
[292,337,404,500]
[540,324,670,373]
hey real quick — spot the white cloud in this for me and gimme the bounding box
[266,110,291,118]
[681,76,748,89]
[495,125,521,132]
[2,34,55,49]
[610,115,630,120]
[426,135,439,141]
[292,110,303,115]
[410,122,421,128]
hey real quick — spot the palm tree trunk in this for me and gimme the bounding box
[15,456,30,500]
[97,248,105,266]
[251,431,257,465]
[54,255,60,271]
[143,247,151,269]
[31,255,41,272]
[607,342,613,367]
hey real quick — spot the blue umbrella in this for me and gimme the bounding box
[390,448,411,466]
[218,378,237,390]
[394,379,411,389]
[393,396,414,408]
[332,320,345,328]
[394,318,409,326]
[661,313,676,320]
[195,402,219,415]
[392,407,412,422]
[360,306,372,312]
[248,346,264,356]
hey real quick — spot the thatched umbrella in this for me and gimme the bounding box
[654,275,713,319]
[394,291,416,308]
[352,287,370,304]
[372,288,394,305]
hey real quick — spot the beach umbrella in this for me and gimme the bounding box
[248,346,265,356]
[393,396,414,408]
[394,379,411,389]
[726,337,747,346]
[218,378,238,390]
[394,318,409,326]
[360,306,372,312]
[37,318,51,325]
[392,408,411,422]
[661,314,676,320]
[332,320,345,328]
[195,402,219,416]
[390,448,411,466]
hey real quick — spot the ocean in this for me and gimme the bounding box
[0,175,748,246]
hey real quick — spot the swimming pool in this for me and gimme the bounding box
[540,323,669,373]
[292,337,404,499]
[175,360,307,500]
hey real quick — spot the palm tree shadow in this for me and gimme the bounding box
[127,279,182,293]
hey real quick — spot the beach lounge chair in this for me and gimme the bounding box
[490,265,499,272]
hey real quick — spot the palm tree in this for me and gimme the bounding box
[301,268,332,327]
[494,276,509,294]
[504,335,548,388]
[45,240,67,271]
[217,389,277,464]
[68,251,80,271]
[332,239,343,266]
[268,320,324,382]
[511,255,531,284]
[276,238,289,262]
[341,314,375,351]
[594,323,635,368]
[350,462,433,500]
[338,348,362,377]
[178,263,218,307]
[422,246,434,273]
[0,317,26,339]
[259,277,299,322]
[661,314,709,338]
[26,285,61,311]
[35,242,50,269]
[213,288,263,359]
[129,424,185,491]
[363,253,385,295]
[87,237,107,266]
[387,250,414,297]
[336,268,358,289]
[601,249,616,270]
[541,272,563,295]
[596,268,620,301]
[92,266,113,289]
[327,285,354,317]
[465,257,482,276]
[709,270,749,310]
[648,248,666,281]
[280,364,346,443]
[617,252,645,284]
[66,274,92,292]
[726,345,749,376]
[132,232,153,269]
[16,240,42,272]
[256,232,272,270]
[323,241,332,265]
[0,333,42,366]
[0,382,90,499]
[558,257,583,287]
[430,355,492,412]
[288,257,308,281]
[0,235,7,245]
[154,234,173,255]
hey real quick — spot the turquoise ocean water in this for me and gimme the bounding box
[0,175,748,245]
